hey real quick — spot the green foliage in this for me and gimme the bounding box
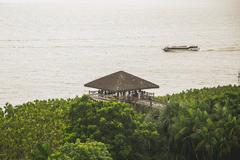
[157,85,240,160]
[156,85,240,106]
[0,99,71,159]
[0,95,159,160]
[66,100,160,160]
[32,143,52,160]
[51,139,112,160]
[0,85,239,160]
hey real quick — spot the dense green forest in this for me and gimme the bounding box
[0,85,239,160]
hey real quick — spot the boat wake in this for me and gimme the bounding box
[204,46,240,52]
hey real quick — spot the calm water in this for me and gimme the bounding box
[0,1,240,106]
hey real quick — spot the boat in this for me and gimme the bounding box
[163,45,200,52]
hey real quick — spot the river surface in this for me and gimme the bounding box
[0,0,240,106]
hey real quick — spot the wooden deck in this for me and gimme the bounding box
[89,94,164,109]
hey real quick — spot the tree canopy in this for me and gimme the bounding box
[0,85,239,160]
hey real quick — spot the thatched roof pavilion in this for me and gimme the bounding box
[84,71,159,92]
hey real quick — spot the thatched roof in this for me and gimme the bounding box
[84,71,159,92]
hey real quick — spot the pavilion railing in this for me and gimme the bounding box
[88,90,155,102]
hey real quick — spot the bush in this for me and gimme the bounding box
[66,100,160,160]
[51,140,112,160]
